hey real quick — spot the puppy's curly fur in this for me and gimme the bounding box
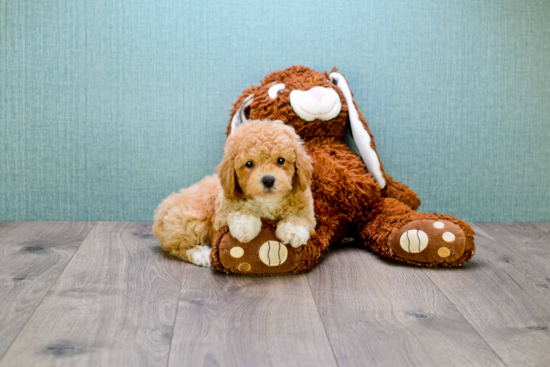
[153,120,315,267]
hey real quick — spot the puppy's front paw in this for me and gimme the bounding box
[276,222,310,248]
[186,245,212,267]
[228,213,262,243]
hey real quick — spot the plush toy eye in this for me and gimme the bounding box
[245,161,254,168]
[268,83,285,99]
[277,158,285,165]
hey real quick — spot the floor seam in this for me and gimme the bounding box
[305,274,341,367]
[421,266,509,367]
[165,261,187,367]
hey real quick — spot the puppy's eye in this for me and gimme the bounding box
[245,161,254,168]
[268,83,285,99]
[277,158,285,165]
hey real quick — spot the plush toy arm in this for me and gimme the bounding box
[350,93,422,210]
[331,72,421,209]
[351,99,421,209]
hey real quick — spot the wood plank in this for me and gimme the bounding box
[168,267,337,367]
[0,221,94,361]
[0,221,19,234]
[479,222,550,274]
[423,223,550,366]
[0,222,184,367]
[529,222,550,245]
[307,244,504,367]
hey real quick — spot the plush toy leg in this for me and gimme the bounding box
[358,197,475,267]
[211,219,331,275]
[381,175,421,211]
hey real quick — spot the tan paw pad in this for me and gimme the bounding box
[238,262,251,272]
[438,247,451,258]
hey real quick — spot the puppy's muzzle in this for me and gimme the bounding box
[261,175,275,189]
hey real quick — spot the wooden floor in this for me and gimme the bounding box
[0,222,549,366]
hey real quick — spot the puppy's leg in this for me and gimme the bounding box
[153,193,210,265]
[186,245,212,267]
[227,212,262,243]
[276,215,315,248]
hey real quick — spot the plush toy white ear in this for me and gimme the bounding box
[230,94,254,135]
[330,72,386,189]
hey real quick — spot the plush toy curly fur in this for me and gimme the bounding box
[209,66,475,274]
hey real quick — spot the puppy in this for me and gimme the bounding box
[153,120,316,267]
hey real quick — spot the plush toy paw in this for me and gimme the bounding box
[228,213,262,243]
[214,222,303,275]
[387,220,466,264]
[186,245,212,267]
[275,222,310,248]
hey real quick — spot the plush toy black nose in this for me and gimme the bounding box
[262,175,275,188]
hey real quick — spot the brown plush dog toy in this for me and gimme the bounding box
[210,65,476,275]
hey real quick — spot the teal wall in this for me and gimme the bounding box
[1,0,549,222]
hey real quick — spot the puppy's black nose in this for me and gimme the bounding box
[262,175,275,188]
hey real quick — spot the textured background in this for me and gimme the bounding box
[1,0,549,222]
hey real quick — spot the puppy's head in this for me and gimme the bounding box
[217,120,312,200]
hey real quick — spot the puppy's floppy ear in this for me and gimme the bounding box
[330,72,386,189]
[292,137,313,192]
[217,150,240,200]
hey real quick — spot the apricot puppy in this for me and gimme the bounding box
[153,120,315,267]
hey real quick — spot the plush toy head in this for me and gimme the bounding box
[227,65,386,189]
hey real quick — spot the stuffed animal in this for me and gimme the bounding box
[210,66,475,275]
